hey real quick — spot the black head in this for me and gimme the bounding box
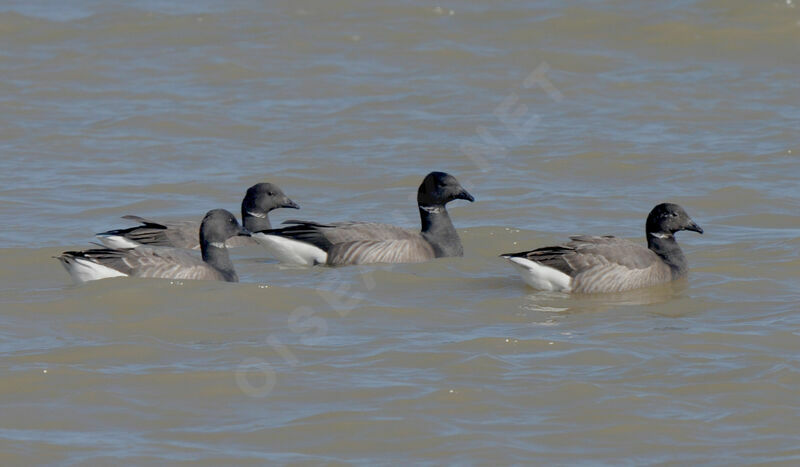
[242,182,299,216]
[200,209,250,244]
[645,203,703,236]
[417,171,475,207]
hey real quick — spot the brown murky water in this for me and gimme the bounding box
[1,0,799,464]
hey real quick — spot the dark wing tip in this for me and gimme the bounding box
[500,250,533,259]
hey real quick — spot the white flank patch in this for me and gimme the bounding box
[209,242,227,249]
[96,234,141,249]
[504,256,572,292]
[61,257,128,283]
[251,233,327,266]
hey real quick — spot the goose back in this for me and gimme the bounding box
[99,216,201,249]
[280,220,417,245]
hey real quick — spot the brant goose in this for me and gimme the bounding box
[501,203,703,293]
[254,171,475,265]
[58,209,250,283]
[96,183,298,249]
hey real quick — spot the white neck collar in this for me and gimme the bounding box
[649,232,672,239]
[420,205,444,214]
[246,211,267,219]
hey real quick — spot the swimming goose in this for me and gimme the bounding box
[501,203,703,293]
[58,209,250,283]
[253,171,475,265]
[96,182,298,249]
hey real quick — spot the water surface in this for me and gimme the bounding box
[1,0,799,464]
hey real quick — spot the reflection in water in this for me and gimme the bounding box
[522,279,688,313]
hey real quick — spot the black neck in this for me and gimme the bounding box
[419,205,463,258]
[647,232,688,279]
[201,241,239,282]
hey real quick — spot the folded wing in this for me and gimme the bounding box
[280,220,415,243]
[97,216,201,249]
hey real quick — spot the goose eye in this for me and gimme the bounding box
[268,192,274,196]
